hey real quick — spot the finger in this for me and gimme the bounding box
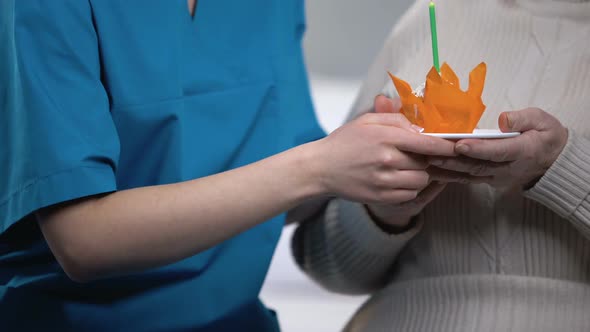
[428,167,493,184]
[362,112,416,132]
[381,151,428,170]
[361,114,456,156]
[428,156,508,176]
[400,152,429,170]
[375,170,430,190]
[376,189,419,205]
[391,130,457,157]
[455,135,529,162]
[411,181,446,206]
[374,95,394,114]
[498,108,546,132]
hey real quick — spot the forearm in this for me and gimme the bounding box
[39,143,322,282]
[38,110,457,282]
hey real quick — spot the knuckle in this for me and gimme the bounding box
[418,172,430,187]
[393,113,410,125]
[531,107,544,117]
[370,171,387,188]
[375,172,393,188]
[359,112,376,123]
[511,112,524,128]
[378,151,397,167]
[547,133,565,155]
[492,145,510,162]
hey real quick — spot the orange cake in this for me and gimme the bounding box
[388,62,487,133]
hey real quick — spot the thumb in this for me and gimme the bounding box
[374,95,402,114]
[498,108,543,132]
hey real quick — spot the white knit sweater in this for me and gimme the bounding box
[292,0,590,330]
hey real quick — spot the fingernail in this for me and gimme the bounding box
[505,113,512,129]
[411,125,425,133]
[456,144,470,154]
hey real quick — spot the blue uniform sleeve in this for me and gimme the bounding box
[0,1,119,233]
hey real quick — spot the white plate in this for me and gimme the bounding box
[423,129,520,139]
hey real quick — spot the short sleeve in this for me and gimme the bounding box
[0,1,119,233]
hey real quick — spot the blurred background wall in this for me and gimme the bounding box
[304,0,411,80]
[260,1,413,331]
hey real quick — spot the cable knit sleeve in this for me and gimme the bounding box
[291,199,421,295]
[525,130,590,238]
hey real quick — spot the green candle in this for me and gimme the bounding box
[429,1,440,72]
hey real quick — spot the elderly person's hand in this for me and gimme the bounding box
[428,108,569,188]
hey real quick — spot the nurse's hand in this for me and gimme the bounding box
[360,96,448,231]
[428,108,568,188]
[310,96,456,206]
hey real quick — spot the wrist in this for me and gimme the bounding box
[364,205,415,234]
[524,128,569,190]
[287,142,329,199]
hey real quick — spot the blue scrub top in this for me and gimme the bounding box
[0,1,325,331]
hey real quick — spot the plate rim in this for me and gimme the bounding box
[422,129,520,139]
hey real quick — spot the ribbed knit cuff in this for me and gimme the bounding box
[525,131,590,219]
[326,199,423,256]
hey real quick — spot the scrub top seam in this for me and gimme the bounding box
[0,165,114,209]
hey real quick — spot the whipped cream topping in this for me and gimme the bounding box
[412,83,426,98]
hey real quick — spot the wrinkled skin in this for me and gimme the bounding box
[429,108,568,189]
